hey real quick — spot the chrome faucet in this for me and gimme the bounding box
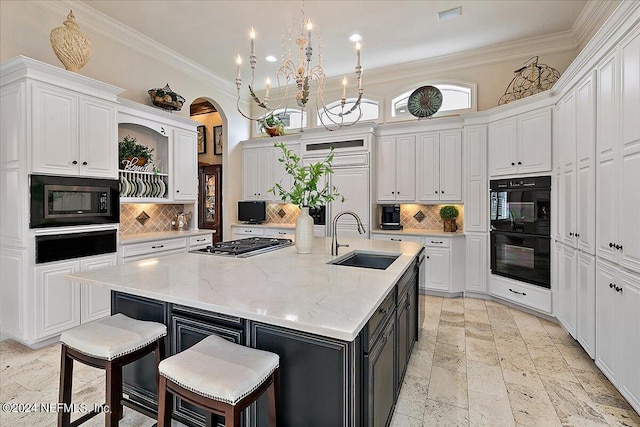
[332,211,366,256]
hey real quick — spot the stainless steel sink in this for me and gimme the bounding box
[328,251,400,270]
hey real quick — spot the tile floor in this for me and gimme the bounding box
[1,296,638,427]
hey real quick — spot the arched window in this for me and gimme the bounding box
[255,108,307,135]
[316,98,379,126]
[391,82,475,118]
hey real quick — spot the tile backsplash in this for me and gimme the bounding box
[266,203,300,224]
[120,204,185,234]
[392,204,464,230]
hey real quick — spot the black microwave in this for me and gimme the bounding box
[30,174,120,228]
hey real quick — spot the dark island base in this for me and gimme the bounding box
[111,256,420,427]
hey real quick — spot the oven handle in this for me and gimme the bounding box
[509,288,527,296]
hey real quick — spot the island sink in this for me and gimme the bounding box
[329,250,400,270]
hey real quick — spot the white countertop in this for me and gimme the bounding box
[119,229,214,244]
[67,237,422,341]
[371,228,465,237]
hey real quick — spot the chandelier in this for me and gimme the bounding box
[235,0,364,132]
[498,56,560,105]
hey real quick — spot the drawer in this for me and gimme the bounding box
[232,227,264,236]
[372,234,423,243]
[264,228,294,238]
[121,237,187,259]
[489,274,551,314]
[363,290,396,350]
[189,234,212,247]
[424,237,450,248]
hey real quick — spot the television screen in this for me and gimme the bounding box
[238,201,266,224]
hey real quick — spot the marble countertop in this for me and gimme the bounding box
[371,228,466,237]
[67,237,422,341]
[120,229,214,244]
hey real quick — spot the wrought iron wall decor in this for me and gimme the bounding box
[498,56,560,106]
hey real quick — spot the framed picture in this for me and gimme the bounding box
[214,125,223,155]
[197,125,206,154]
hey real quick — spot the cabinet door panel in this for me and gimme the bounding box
[395,135,416,201]
[558,245,577,337]
[621,270,640,411]
[488,119,517,176]
[562,167,576,247]
[257,147,274,200]
[576,253,595,358]
[31,83,78,175]
[576,69,596,255]
[465,233,487,293]
[595,261,620,382]
[416,133,439,201]
[464,126,487,232]
[440,130,462,201]
[79,97,117,178]
[425,248,450,291]
[80,254,117,324]
[330,168,369,228]
[377,137,397,201]
[173,129,198,201]
[242,149,258,200]
[517,109,552,173]
[35,261,80,339]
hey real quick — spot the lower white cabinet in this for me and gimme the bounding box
[576,252,596,358]
[489,274,552,314]
[120,232,213,263]
[424,248,450,292]
[595,260,640,413]
[465,233,488,293]
[371,234,423,243]
[34,253,117,341]
[556,244,577,338]
[423,237,465,294]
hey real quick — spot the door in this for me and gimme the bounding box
[416,133,439,201]
[465,233,488,293]
[34,260,80,339]
[518,109,552,174]
[488,118,517,176]
[439,130,462,201]
[558,245,577,338]
[377,137,397,201]
[80,254,117,323]
[464,126,488,232]
[425,248,450,291]
[79,97,117,178]
[490,232,551,288]
[365,319,396,427]
[395,135,416,201]
[173,129,198,201]
[595,260,620,382]
[198,165,222,243]
[560,92,577,248]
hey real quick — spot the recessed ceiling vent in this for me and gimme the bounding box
[438,6,462,22]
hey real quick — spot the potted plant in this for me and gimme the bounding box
[269,142,343,253]
[118,135,154,167]
[259,114,286,137]
[439,205,459,232]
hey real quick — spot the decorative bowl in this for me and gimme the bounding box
[148,84,185,111]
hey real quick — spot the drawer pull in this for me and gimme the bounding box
[509,288,526,296]
[196,238,206,242]
[151,244,164,249]
[278,232,286,234]
[430,240,443,244]
[390,238,402,241]
[378,308,388,315]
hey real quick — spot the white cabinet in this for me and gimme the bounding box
[465,233,488,293]
[172,129,198,201]
[243,147,274,200]
[376,135,416,202]
[596,28,640,273]
[576,252,595,358]
[231,225,295,241]
[329,166,370,237]
[120,236,188,263]
[31,82,117,178]
[189,234,213,250]
[416,130,462,202]
[596,260,640,413]
[555,243,577,337]
[463,125,488,232]
[423,237,465,294]
[488,108,551,176]
[371,233,423,243]
[80,254,117,324]
[425,248,451,292]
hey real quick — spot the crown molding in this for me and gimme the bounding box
[27,0,238,101]
[572,0,622,50]
[362,30,578,88]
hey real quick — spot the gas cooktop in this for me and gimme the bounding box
[190,237,294,258]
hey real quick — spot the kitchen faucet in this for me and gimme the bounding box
[332,211,366,256]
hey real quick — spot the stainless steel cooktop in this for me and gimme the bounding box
[190,237,293,258]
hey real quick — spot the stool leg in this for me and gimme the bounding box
[105,361,122,426]
[57,345,73,427]
[157,376,173,427]
[267,368,280,427]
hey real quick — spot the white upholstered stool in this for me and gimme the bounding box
[57,313,167,427]
[157,334,280,427]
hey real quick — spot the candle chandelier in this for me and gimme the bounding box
[235,0,364,132]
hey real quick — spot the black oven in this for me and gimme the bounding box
[490,176,551,288]
[30,174,119,228]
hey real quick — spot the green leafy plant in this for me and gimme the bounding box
[118,135,154,163]
[259,114,286,136]
[439,205,459,220]
[268,142,344,208]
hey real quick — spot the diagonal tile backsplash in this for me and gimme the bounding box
[120,204,185,234]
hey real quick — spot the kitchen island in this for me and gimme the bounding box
[66,237,424,427]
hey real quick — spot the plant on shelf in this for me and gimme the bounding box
[259,114,286,137]
[118,135,154,167]
[439,205,459,232]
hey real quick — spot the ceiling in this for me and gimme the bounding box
[83,0,590,89]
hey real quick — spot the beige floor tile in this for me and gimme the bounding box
[390,412,424,427]
[465,337,499,366]
[423,398,470,426]
[505,380,562,426]
[486,305,514,322]
[406,349,434,380]
[464,309,491,325]
[436,324,466,348]
[432,341,466,373]
[466,360,508,399]
[423,295,444,315]
[573,369,635,411]
[439,310,465,327]
[532,354,579,383]
[428,366,468,409]
[595,403,640,427]
[464,321,494,341]
[468,389,516,427]
[541,375,610,426]
[556,343,600,373]
[442,298,465,314]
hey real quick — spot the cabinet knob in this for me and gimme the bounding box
[72,160,78,165]
[426,255,430,259]
[569,232,574,236]
[615,244,622,250]
[609,242,614,248]
[511,162,515,166]
[575,233,580,237]
[517,161,522,165]
[82,161,88,166]
[378,308,388,314]
[176,190,180,193]
[610,283,614,289]
[160,127,166,135]
[616,286,623,293]
[434,191,438,194]
[441,191,444,194]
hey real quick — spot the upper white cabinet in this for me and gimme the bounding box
[272,142,301,197]
[376,135,416,202]
[488,108,551,176]
[416,130,462,202]
[463,125,488,232]
[243,146,274,200]
[172,129,198,201]
[596,28,640,273]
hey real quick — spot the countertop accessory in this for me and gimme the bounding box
[407,85,442,118]
[439,205,459,232]
[148,84,185,111]
[498,56,560,105]
[172,212,192,231]
[50,10,91,73]
[332,211,366,256]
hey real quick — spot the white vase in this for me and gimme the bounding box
[295,207,314,254]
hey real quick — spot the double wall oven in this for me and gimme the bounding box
[490,176,551,288]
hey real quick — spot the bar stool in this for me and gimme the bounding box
[57,313,167,427]
[157,334,280,427]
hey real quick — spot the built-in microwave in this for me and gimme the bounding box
[30,174,120,228]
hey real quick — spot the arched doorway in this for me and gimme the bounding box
[190,98,223,242]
